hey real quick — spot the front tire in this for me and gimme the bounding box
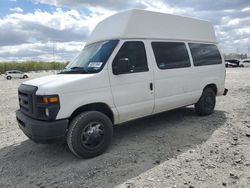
[23,75,28,79]
[195,88,216,116]
[67,111,113,158]
[6,76,11,80]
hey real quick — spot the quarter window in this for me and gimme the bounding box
[112,41,148,74]
[189,43,222,66]
[151,42,191,69]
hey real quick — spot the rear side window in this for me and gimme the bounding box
[189,43,222,66]
[113,41,148,73]
[151,42,191,69]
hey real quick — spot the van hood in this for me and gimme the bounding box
[22,73,105,95]
[23,74,94,87]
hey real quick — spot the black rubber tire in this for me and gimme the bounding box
[195,88,216,116]
[6,76,11,80]
[23,75,28,79]
[67,111,113,158]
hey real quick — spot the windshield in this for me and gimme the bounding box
[61,40,119,74]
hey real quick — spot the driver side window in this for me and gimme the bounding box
[112,41,148,74]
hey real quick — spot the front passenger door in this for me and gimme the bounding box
[109,41,154,123]
[15,71,22,78]
[12,71,19,78]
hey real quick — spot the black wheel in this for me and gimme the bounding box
[67,111,113,158]
[6,76,11,80]
[195,88,216,116]
[23,75,28,79]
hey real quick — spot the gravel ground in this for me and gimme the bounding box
[117,68,250,188]
[0,69,249,188]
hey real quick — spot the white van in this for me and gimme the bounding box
[16,9,227,158]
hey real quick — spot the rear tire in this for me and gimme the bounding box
[23,75,28,79]
[6,76,11,80]
[195,88,216,116]
[67,111,113,158]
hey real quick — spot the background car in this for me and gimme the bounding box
[239,59,250,67]
[5,70,29,80]
[225,59,240,67]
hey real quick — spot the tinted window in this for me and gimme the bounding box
[151,42,191,69]
[225,59,239,64]
[113,41,148,74]
[189,43,222,66]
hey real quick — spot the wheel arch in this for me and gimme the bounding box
[204,83,218,95]
[69,102,114,124]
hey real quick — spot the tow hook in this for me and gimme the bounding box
[223,88,228,96]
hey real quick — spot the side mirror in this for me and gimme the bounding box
[113,58,131,75]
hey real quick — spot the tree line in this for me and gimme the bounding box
[223,53,248,60]
[0,61,68,73]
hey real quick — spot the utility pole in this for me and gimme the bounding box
[53,41,55,63]
[248,46,250,58]
[49,40,55,62]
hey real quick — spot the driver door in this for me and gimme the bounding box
[108,40,155,123]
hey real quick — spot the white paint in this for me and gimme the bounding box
[21,10,226,124]
[240,59,250,67]
[5,70,29,79]
[87,9,217,45]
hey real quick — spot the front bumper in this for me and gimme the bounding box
[16,110,68,143]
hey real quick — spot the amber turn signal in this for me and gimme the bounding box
[42,96,59,104]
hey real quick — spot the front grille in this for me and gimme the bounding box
[18,84,38,118]
[19,91,30,112]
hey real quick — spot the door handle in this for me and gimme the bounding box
[149,82,153,91]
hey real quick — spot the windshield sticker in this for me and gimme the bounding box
[88,62,103,68]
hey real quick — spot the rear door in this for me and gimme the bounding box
[12,71,19,78]
[15,71,23,78]
[108,40,154,123]
[149,41,195,113]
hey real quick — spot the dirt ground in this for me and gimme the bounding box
[0,69,249,188]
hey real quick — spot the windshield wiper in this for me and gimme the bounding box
[70,66,85,70]
[59,67,90,74]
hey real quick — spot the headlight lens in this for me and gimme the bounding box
[35,95,60,120]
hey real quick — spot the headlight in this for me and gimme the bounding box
[35,95,60,120]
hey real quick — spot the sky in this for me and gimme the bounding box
[0,0,249,61]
